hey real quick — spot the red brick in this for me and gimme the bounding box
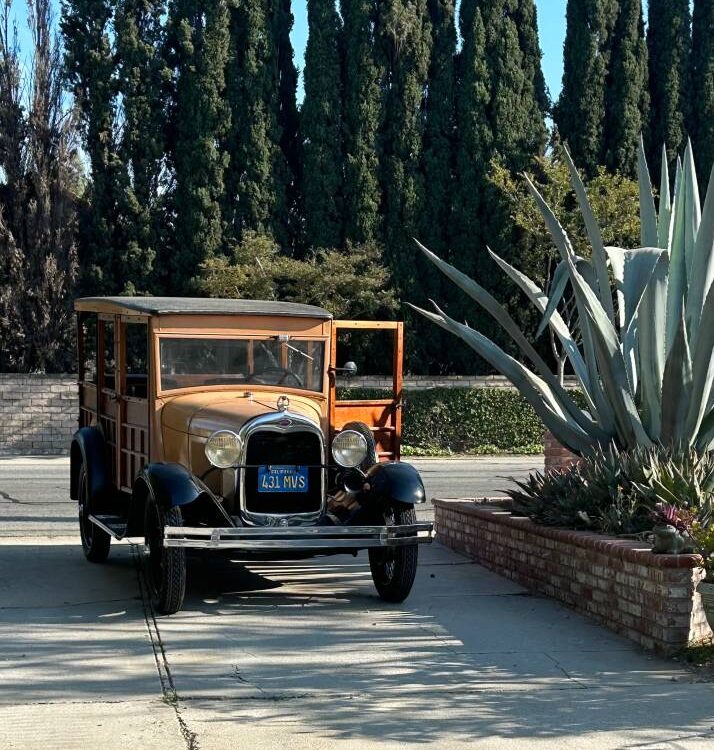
[434,498,713,654]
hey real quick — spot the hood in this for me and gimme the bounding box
[161,390,324,438]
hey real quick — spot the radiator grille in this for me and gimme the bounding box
[243,430,323,514]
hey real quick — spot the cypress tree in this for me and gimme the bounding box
[378,0,432,290]
[341,0,382,244]
[647,0,691,173]
[554,0,618,176]
[224,0,293,248]
[603,0,648,176]
[299,0,343,250]
[115,0,168,293]
[484,0,548,173]
[417,0,455,367]
[62,0,125,293]
[167,0,230,291]
[691,0,714,184]
[478,0,548,364]
[273,0,300,249]
[448,0,490,372]
[420,0,455,255]
[451,0,490,278]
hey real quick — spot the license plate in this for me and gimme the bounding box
[257,465,309,493]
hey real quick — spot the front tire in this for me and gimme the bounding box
[369,504,418,603]
[145,500,186,615]
[78,464,111,563]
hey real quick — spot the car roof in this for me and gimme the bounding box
[75,297,333,319]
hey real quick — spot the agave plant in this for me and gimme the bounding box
[412,138,714,456]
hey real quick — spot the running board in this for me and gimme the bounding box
[89,514,127,540]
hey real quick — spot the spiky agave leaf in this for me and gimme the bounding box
[562,145,616,324]
[412,240,600,435]
[415,139,714,455]
[407,301,600,454]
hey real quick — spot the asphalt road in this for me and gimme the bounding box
[1,456,713,750]
[0,455,543,537]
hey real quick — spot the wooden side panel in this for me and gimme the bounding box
[118,320,150,491]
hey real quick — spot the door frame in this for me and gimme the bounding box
[328,320,404,461]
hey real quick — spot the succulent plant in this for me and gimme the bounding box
[508,445,714,536]
[412,138,714,455]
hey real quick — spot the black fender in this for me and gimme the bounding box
[362,462,426,507]
[70,426,110,503]
[134,463,209,512]
[128,463,211,537]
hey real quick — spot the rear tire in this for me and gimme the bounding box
[78,464,111,563]
[369,504,418,603]
[145,500,186,615]
[341,421,377,471]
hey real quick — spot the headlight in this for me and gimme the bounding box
[331,430,368,468]
[205,430,242,468]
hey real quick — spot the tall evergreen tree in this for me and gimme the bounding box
[299,0,343,250]
[554,0,618,176]
[62,0,125,293]
[224,0,293,248]
[450,0,489,278]
[448,0,490,372]
[420,0,455,256]
[273,0,300,249]
[484,0,547,173]
[115,0,168,293]
[341,0,382,244]
[167,0,230,291]
[477,0,548,365]
[378,0,432,291]
[691,0,714,184]
[603,0,648,176]
[647,0,691,174]
[416,0,455,367]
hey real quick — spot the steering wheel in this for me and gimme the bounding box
[248,366,303,389]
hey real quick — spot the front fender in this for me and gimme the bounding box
[135,463,209,512]
[362,462,426,506]
[70,427,110,502]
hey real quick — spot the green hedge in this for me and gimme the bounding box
[338,387,546,455]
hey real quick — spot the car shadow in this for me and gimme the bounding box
[2,542,713,747]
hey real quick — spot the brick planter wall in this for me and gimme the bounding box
[434,499,712,654]
[0,375,77,455]
[543,430,583,472]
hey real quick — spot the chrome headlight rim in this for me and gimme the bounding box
[204,429,242,469]
[331,429,368,468]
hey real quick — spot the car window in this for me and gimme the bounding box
[102,320,116,391]
[81,314,98,385]
[125,322,149,398]
[159,337,325,393]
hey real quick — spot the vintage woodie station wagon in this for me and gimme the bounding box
[70,297,433,613]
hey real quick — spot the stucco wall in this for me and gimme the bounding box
[0,374,78,455]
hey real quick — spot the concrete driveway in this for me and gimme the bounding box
[1,457,713,749]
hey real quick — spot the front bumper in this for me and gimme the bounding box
[163,523,434,550]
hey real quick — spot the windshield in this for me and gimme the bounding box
[159,337,326,393]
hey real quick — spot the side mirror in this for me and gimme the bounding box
[342,361,358,378]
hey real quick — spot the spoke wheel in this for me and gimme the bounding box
[369,504,418,603]
[144,499,186,615]
[78,464,110,563]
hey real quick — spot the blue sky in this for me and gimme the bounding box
[291,0,568,101]
[11,0,569,101]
